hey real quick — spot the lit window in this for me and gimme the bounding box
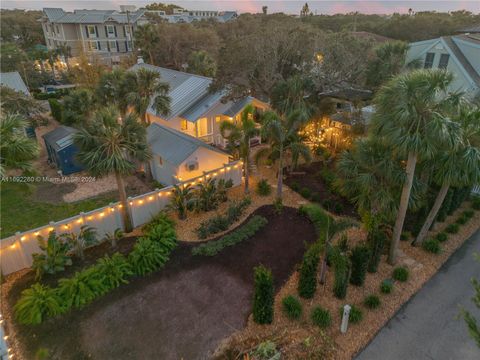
[87,25,97,37]
[438,54,450,69]
[180,119,188,130]
[215,116,222,123]
[424,52,435,69]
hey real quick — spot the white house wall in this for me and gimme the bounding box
[177,147,230,181]
[150,155,178,186]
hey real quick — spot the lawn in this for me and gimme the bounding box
[6,205,317,360]
[0,182,115,238]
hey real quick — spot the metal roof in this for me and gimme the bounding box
[43,126,78,151]
[457,24,480,34]
[443,36,480,87]
[181,91,226,122]
[147,123,227,165]
[0,72,30,96]
[42,8,146,24]
[221,96,255,117]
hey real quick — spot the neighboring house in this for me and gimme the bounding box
[149,9,238,23]
[147,123,230,185]
[0,71,30,96]
[43,126,84,175]
[406,33,480,98]
[40,7,148,64]
[130,62,269,149]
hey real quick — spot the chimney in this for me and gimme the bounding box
[137,56,144,64]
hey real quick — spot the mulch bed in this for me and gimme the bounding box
[2,205,317,360]
[284,161,358,218]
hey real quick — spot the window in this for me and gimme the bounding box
[109,40,117,52]
[88,41,99,51]
[424,52,435,68]
[180,119,188,130]
[438,54,450,69]
[215,116,222,123]
[87,25,97,38]
[106,25,115,38]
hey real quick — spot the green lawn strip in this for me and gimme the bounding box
[192,215,268,256]
[0,182,115,238]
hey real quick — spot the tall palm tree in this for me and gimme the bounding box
[134,24,159,64]
[220,104,258,194]
[257,109,311,201]
[414,104,480,245]
[125,67,171,126]
[74,107,150,232]
[187,50,216,77]
[96,69,129,115]
[371,69,461,264]
[0,113,39,176]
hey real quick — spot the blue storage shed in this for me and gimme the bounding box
[43,126,84,175]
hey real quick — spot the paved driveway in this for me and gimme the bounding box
[356,229,480,360]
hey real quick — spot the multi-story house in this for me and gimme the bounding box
[40,7,148,64]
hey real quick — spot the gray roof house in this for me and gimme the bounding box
[0,72,30,96]
[406,33,480,98]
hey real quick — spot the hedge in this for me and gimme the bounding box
[253,265,274,324]
[298,242,322,299]
[350,245,371,286]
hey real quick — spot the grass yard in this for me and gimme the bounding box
[0,182,115,238]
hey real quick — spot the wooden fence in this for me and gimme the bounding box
[0,161,243,275]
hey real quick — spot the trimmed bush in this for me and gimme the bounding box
[422,238,441,254]
[256,179,272,196]
[445,223,460,234]
[333,251,349,299]
[298,243,322,299]
[128,238,170,276]
[455,215,468,225]
[392,266,409,282]
[364,294,381,309]
[350,245,371,286]
[253,265,274,324]
[14,284,63,325]
[95,253,133,289]
[462,209,475,219]
[472,196,480,210]
[282,295,302,320]
[300,187,311,199]
[380,279,393,294]
[338,304,363,324]
[435,232,448,243]
[400,231,412,241]
[311,306,331,328]
[367,227,386,273]
[57,267,107,309]
[48,98,63,122]
[192,215,268,256]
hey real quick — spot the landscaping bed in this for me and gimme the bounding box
[284,161,358,218]
[2,205,317,360]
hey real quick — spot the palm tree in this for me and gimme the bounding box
[414,104,480,245]
[371,69,461,264]
[135,24,159,64]
[220,104,258,194]
[0,113,39,176]
[257,109,311,201]
[187,50,216,77]
[74,107,151,232]
[96,69,129,115]
[366,41,410,89]
[168,184,194,220]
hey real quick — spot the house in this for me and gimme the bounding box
[149,9,238,23]
[0,71,30,96]
[130,62,269,149]
[406,33,480,98]
[43,126,84,175]
[147,123,230,185]
[40,7,148,65]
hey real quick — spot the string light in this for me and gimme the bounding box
[20,236,26,241]
[10,244,15,249]
[77,218,83,224]
[138,200,144,205]
[34,232,40,236]
[63,225,69,230]
[148,196,154,201]
[220,169,225,173]
[87,216,93,221]
[99,212,105,217]
[48,227,54,231]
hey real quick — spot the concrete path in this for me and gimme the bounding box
[356,229,480,360]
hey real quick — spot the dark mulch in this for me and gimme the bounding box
[284,161,358,218]
[7,205,316,360]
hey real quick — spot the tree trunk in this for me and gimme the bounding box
[388,151,417,265]
[142,112,153,182]
[276,144,284,200]
[244,150,250,194]
[149,51,154,65]
[115,172,133,233]
[414,183,450,245]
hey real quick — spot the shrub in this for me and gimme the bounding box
[251,340,279,360]
[95,253,133,289]
[333,202,344,214]
[32,231,72,280]
[364,294,381,309]
[400,231,412,241]
[367,227,386,273]
[311,192,322,203]
[456,215,468,225]
[422,238,441,254]
[445,223,460,234]
[380,279,394,294]
[48,98,63,122]
[311,306,331,328]
[167,184,195,220]
[14,284,63,325]
[435,232,448,243]
[298,204,333,243]
[194,178,220,212]
[103,228,124,248]
[57,267,106,308]
[282,295,302,320]
[338,234,349,252]
[350,245,371,286]
[392,266,409,282]
[273,197,283,214]
[290,181,300,192]
[462,209,475,219]
[338,304,363,324]
[128,238,170,275]
[298,243,322,299]
[300,187,311,199]
[61,225,98,261]
[472,196,480,210]
[318,168,336,188]
[192,216,268,256]
[333,252,349,299]
[253,265,274,324]
[256,179,272,196]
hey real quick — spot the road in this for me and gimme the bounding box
[356,229,480,360]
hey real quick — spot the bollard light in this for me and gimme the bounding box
[341,304,351,334]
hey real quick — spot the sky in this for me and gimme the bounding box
[1,0,479,15]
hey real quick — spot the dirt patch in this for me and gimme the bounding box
[3,205,317,360]
[33,181,77,203]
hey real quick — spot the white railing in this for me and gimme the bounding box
[0,161,243,275]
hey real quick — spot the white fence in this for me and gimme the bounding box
[0,161,243,275]
[472,185,480,195]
